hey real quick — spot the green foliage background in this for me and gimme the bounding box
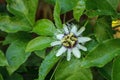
[0,0,120,80]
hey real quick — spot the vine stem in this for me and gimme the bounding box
[83,20,88,27]
[63,13,66,23]
[50,58,63,80]
[66,18,74,23]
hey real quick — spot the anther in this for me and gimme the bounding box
[61,33,78,48]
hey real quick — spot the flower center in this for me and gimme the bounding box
[61,33,78,48]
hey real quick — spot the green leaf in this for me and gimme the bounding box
[94,17,113,42]
[86,0,117,16]
[98,62,113,80]
[0,74,3,80]
[81,39,120,68]
[3,32,32,45]
[0,50,8,66]
[6,40,31,74]
[9,73,24,80]
[38,47,61,80]
[0,16,31,33]
[86,39,98,52]
[106,0,119,11]
[26,37,54,52]
[73,0,86,21]
[55,58,93,80]
[0,67,9,79]
[6,0,38,25]
[112,56,120,80]
[58,0,79,14]
[45,0,79,13]
[35,50,46,59]
[44,0,55,5]
[53,1,62,29]
[33,19,56,36]
[3,33,19,45]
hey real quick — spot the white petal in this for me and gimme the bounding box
[67,49,72,61]
[78,37,91,43]
[56,34,64,40]
[56,46,67,57]
[70,25,77,34]
[77,44,87,51]
[63,24,69,34]
[72,47,81,58]
[76,27,85,36]
[51,41,61,46]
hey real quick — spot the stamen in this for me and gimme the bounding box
[61,33,78,48]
